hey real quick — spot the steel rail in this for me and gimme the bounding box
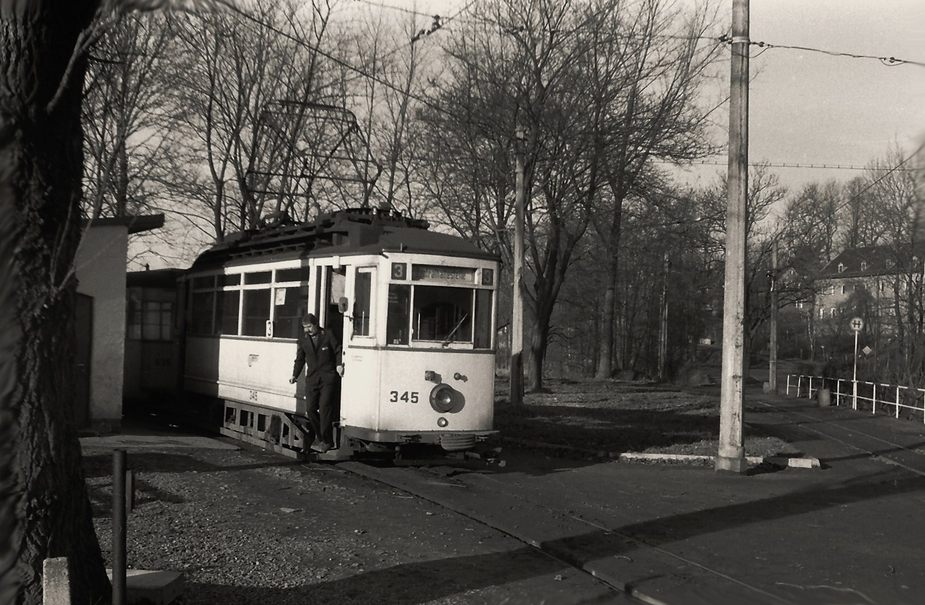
[752,400,925,478]
[338,460,791,605]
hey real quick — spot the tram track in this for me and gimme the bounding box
[339,460,795,605]
[331,398,925,605]
[751,399,925,477]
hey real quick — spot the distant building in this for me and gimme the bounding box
[75,214,164,432]
[814,245,925,331]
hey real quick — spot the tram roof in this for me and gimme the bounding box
[189,208,496,272]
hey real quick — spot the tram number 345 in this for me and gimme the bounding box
[389,391,419,404]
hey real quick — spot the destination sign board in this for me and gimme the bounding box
[412,264,475,283]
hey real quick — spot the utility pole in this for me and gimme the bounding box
[716,0,749,473]
[510,128,525,405]
[769,240,778,393]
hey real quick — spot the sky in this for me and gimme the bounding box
[375,0,925,193]
[727,0,925,191]
[133,0,925,269]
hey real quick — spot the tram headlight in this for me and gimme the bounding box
[429,383,457,413]
[437,417,449,427]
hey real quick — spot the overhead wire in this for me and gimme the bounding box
[663,159,916,172]
[209,0,462,120]
[825,141,924,217]
[347,0,439,21]
[718,34,924,68]
[203,1,918,182]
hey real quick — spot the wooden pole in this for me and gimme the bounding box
[769,240,778,392]
[112,449,127,605]
[716,0,749,473]
[510,129,525,405]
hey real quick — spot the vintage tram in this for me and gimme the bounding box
[180,207,499,460]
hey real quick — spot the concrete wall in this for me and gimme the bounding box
[76,225,128,431]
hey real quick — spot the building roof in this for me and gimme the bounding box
[81,214,165,235]
[819,244,925,279]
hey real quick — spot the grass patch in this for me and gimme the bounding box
[495,379,798,459]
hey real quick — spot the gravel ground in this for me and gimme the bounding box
[81,441,606,605]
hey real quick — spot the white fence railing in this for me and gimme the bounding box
[786,374,925,423]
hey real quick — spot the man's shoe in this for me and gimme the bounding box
[317,442,332,453]
[309,440,327,453]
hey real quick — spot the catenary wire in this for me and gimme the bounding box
[204,1,921,191]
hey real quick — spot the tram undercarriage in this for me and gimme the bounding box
[219,397,499,464]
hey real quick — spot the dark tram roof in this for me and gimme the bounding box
[127,267,185,288]
[189,207,496,272]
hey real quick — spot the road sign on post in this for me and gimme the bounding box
[850,317,863,410]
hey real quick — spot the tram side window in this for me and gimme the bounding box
[353,270,372,337]
[190,291,214,335]
[387,284,411,345]
[274,286,307,339]
[474,290,493,349]
[413,286,472,343]
[242,289,271,336]
[216,290,240,335]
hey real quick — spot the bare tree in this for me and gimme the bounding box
[582,0,723,379]
[1,1,114,601]
[82,11,174,219]
[696,164,787,359]
[165,0,354,241]
[839,175,886,249]
[417,0,617,390]
[867,149,923,385]
[343,7,446,215]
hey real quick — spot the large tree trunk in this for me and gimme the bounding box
[1,1,111,603]
[594,261,617,379]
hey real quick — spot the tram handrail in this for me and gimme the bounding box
[785,374,925,424]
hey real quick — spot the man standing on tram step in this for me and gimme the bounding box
[290,313,344,453]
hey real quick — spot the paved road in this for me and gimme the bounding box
[345,387,925,605]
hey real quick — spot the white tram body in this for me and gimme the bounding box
[181,209,499,459]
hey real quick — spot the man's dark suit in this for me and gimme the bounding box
[291,327,341,448]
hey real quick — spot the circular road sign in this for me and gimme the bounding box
[850,317,864,332]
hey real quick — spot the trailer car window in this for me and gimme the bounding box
[128,295,173,341]
[143,301,173,341]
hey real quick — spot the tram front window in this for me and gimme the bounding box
[387,284,411,345]
[387,283,493,348]
[413,286,472,344]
